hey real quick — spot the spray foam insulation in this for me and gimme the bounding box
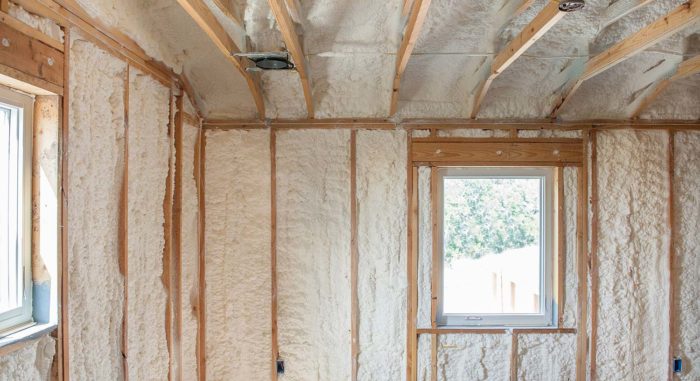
[67,34,126,380]
[563,167,579,328]
[438,334,511,381]
[596,130,670,381]
[181,122,201,381]
[205,129,271,380]
[356,130,407,380]
[276,130,351,381]
[0,336,56,381]
[417,166,432,330]
[126,68,171,380]
[674,131,700,381]
[516,334,576,380]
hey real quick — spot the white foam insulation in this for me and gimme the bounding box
[438,334,512,381]
[181,122,201,381]
[516,333,576,380]
[595,130,670,381]
[8,3,63,42]
[0,336,56,381]
[205,129,271,380]
[356,130,407,380]
[673,131,700,381]
[563,167,579,329]
[417,167,432,330]
[276,129,351,381]
[126,68,171,380]
[66,34,126,380]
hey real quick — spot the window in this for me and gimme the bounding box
[0,87,33,335]
[437,167,555,327]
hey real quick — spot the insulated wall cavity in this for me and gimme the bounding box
[516,334,576,380]
[67,35,126,380]
[437,334,511,381]
[126,68,170,380]
[563,167,578,328]
[356,130,407,381]
[276,130,351,381]
[0,336,56,381]
[595,130,670,381]
[205,129,271,380]
[673,131,700,381]
[181,122,200,381]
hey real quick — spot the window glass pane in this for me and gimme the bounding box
[442,177,542,315]
[0,105,20,315]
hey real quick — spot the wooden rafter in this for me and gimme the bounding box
[513,0,537,19]
[601,0,654,28]
[390,0,432,115]
[402,0,415,17]
[268,0,314,118]
[632,55,700,117]
[176,0,266,118]
[471,1,565,118]
[211,0,243,27]
[552,1,700,117]
[284,0,303,24]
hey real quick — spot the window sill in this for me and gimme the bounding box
[0,322,57,356]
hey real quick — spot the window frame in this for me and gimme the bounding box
[0,87,34,335]
[436,166,556,328]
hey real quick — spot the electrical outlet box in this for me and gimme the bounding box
[673,357,682,374]
[277,359,285,375]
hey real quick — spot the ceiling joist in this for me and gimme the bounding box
[632,55,700,117]
[552,0,699,117]
[471,1,566,118]
[211,0,243,28]
[390,0,432,116]
[176,0,266,118]
[269,0,314,118]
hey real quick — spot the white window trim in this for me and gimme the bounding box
[436,167,556,328]
[0,87,34,335]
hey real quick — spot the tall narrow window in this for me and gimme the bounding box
[437,167,554,327]
[0,87,33,334]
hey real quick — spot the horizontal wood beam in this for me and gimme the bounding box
[416,328,576,335]
[176,0,266,118]
[552,1,700,116]
[0,20,64,87]
[411,140,584,164]
[268,0,314,118]
[390,0,432,115]
[471,1,565,118]
[632,55,700,117]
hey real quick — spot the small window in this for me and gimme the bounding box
[0,87,33,335]
[437,167,555,327]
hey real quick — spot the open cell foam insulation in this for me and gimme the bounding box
[563,168,578,329]
[205,129,271,380]
[437,129,510,138]
[516,334,576,380]
[596,130,670,381]
[438,334,512,381]
[0,336,55,381]
[126,68,171,380]
[67,35,126,380]
[356,130,407,381]
[276,130,351,381]
[673,131,700,381]
[9,3,63,42]
[181,122,201,381]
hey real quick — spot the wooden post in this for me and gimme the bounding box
[120,64,130,381]
[510,333,519,381]
[350,131,359,381]
[589,130,599,380]
[406,133,418,381]
[270,129,278,381]
[59,26,70,381]
[667,130,676,381]
[430,166,439,381]
[575,129,590,381]
[173,94,185,381]
[162,91,175,381]
[557,166,566,327]
[196,127,207,381]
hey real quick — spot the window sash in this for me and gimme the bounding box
[436,167,555,328]
[0,88,33,335]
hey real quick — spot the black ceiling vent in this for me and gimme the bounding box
[235,52,295,72]
[558,0,585,12]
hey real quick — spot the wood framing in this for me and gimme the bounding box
[173,94,185,381]
[59,26,69,381]
[0,20,64,88]
[196,130,207,381]
[120,64,130,381]
[0,11,63,51]
[632,55,700,118]
[390,0,432,115]
[513,0,536,18]
[574,130,589,381]
[175,0,265,118]
[510,333,518,381]
[0,0,8,13]
[268,0,314,118]
[667,130,676,381]
[589,130,599,380]
[406,149,418,381]
[430,167,438,381]
[557,166,566,327]
[411,139,584,165]
[552,1,700,116]
[416,328,576,335]
[211,0,243,27]
[350,130,358,381]
[471,1,565,118]
[162,92,175,381]
[270,130,279,381]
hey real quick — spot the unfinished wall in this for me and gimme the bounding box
[0,336,56,381]
[596,130,670,381]
[205,129,271,380]
[516,334,576,380]
[181,122,201,381]
[356,130,407,380]
[438,334,511,381]
[673,131,700,381]
[276,129,351,381]
[66,33,126,380]
[126,68,171,380]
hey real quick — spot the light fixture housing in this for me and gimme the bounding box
[558,0,585,12]
[234,52,295,72]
